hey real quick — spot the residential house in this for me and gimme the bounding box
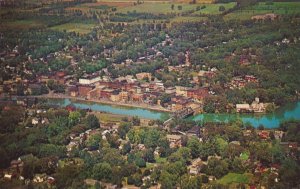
[251,13,278,21]
[280,142,298,151]
[55,71,66,85]
[274,130,284,140]
[110,91,121,102]
[131,93,144,102]
[79,75,101,85]
[28,84,41,95]
[236,98,267,113]
[236,104,250,113]
[87,88,101,100]
[165,87,175,95]
[186,126,201,139]
[78,85,95,97]
[136,72,152,80]
[175,86,188,96]
[167,134,182,148]
[258,130,270,140]
[119,91,129,102]
[32,118,39,125]
[189,158,204,175]
[100,88,114,100]
[187,87,209,101]
[68,86,78,97]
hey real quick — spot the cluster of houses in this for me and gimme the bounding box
[66,71,211,112]
[236,97,270,113]
[1,154,56,186]
[228,75,259,89]
[251,13,279,21]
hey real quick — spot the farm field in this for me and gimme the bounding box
[193,2,236,15]
[0,19,44,30]
[117,2,236,14]
[117,2,199,14]
[170,16,208,23]
[50,23,96,34]
[225,2,300,20]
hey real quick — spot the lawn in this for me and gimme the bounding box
[225,2,300,20]
[218,173,253,185]
[146,156,166,168]
[155,155,167,163]
[240,152,249,161]
[92,112,125,123]
[51,23,96,34]
[58,158,84,168]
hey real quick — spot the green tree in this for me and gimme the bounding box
[171,4,174,10]
[22,155,39,179]
[55,164,84,189]
[279,158,300,187]
[132,116,140,126]
[207,157,229,179]
[187,137,201,158]
[92,162,112,181]
[181,174,202,189]
[86,114,100,129]
[219,5,225,12]
[68,111,81,127]
[118,122,132,139]
[160,171,177,189]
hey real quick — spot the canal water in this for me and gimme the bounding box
[46,98,300,128]
[46,98,170,120]
[191,101,300,128]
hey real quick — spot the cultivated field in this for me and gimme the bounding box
[0,19,44,31]
[117,2,235,14]
[193,2,236,15]
[225,2,300,20]
[50,23,96,34]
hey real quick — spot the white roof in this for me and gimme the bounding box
[236,104,250,109]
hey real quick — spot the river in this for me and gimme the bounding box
[46,98,300,128]
[45,98,170,120]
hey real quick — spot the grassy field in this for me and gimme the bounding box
[51,23,96,34]
[117,2,198,14]
[0,19,44,30]
[170,16,208,23]
[225,2,300,20]
[92,112,126,123]
[117,2,236,15]
[218,173,253,185]
[96,0,213,2]
[193,2,236,15]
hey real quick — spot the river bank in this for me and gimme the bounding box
[3,95,300,128]
[44,98,170,120]
[44,98,300,128]
[36,94,172,113]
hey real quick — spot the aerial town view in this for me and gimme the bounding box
[0,0,299,188]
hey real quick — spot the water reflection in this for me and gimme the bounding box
[192,102,300,128]
[46,98,169,120]
[46,98,300,128]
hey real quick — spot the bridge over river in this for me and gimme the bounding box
[163,107,195,126]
